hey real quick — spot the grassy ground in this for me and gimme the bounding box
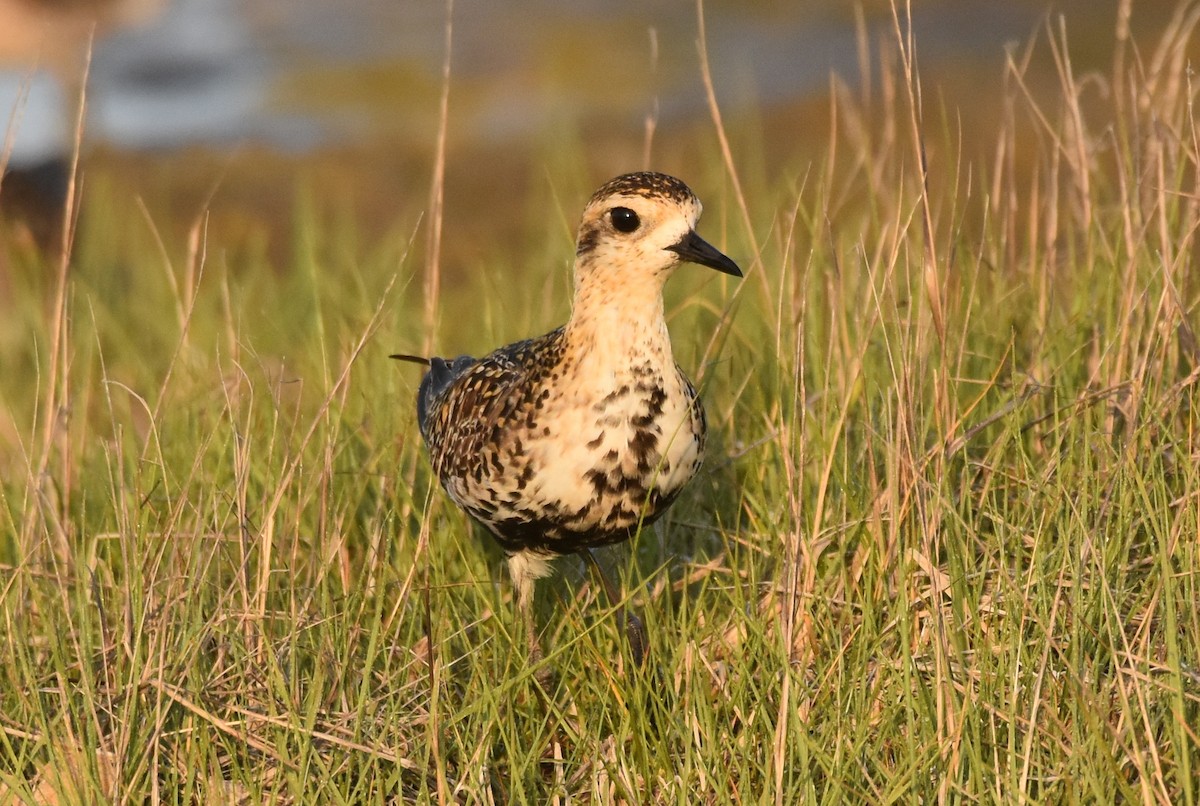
[3,7,1200,804]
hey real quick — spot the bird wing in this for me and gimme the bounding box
[416,328,566,472]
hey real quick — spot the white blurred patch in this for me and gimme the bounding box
[0,69,68,167]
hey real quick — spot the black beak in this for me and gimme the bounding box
[666,230,742,277]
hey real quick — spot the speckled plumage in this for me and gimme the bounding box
[419,326,703,555]
[408,171,741,668]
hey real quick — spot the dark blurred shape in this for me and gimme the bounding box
[0,156,69,251]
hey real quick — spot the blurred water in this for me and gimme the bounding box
[89,0,306,149]
[2,0,1163,164]
[76,0,1052,153]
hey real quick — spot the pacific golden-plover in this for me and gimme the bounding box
[396,171,741,671]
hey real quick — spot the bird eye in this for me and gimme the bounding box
[610,206,640,233]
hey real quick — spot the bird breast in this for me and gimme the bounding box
[516,360,704,527]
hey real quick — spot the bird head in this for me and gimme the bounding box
[572,172,741,293]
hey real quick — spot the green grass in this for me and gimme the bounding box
[3,11,1200,805]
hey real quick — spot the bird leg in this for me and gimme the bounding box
[516,577,541,664]
[507,552,554,682]
[583,548,647,668]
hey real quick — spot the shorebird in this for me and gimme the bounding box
[395,171,740,672]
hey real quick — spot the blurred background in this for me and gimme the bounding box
[0,0,1191,264]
